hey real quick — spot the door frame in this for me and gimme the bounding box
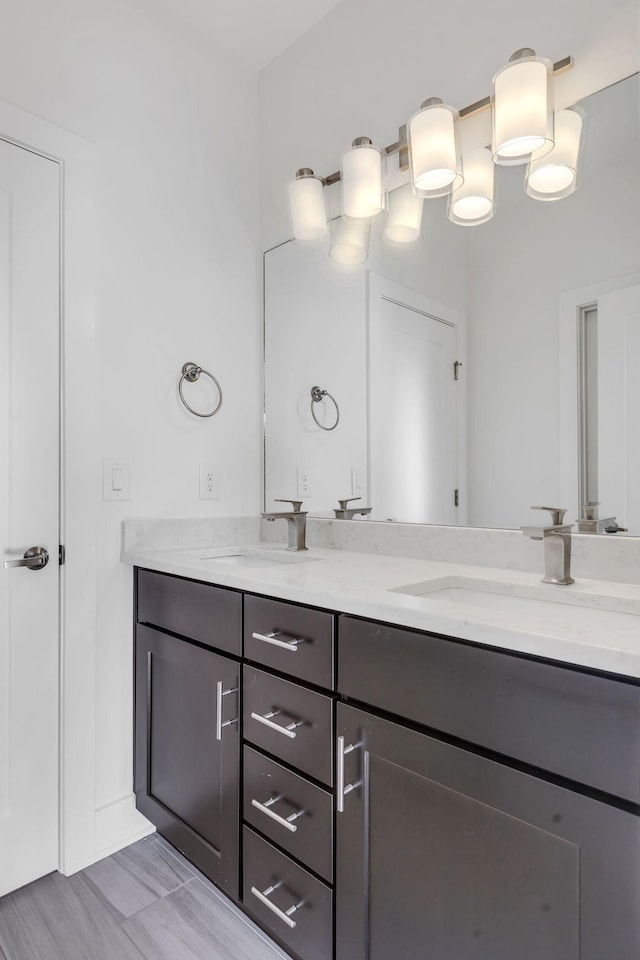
[558,272,640,520]
[0,99,98,876]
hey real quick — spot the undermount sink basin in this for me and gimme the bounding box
[390,576,640,634]
[197,547,319,567]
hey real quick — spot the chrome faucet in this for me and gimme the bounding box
[521,506,574,585]
[261,499,308,551]
[333,497,372,520]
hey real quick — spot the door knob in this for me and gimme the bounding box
[4,546,49,570]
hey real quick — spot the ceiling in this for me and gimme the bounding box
[124,0,347,71]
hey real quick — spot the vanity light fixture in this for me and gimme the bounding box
[341,138,386,220]
[288,168,328,241]
[492,49,554,165]
[447,147,495,226]
[382,184,424,243]
[408,99,463,197]
[329,217,371,266]
[288,52,574,260]
[525,107,584,201]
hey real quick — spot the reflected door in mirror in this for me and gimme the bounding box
[369,279,461,523]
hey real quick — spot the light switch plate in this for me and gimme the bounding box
[103,459,130,501]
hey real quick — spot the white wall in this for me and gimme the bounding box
[0,0,261,851]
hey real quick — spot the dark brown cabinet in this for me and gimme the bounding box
[241,597,337,960]
[336,699,640,960]
[133,568,640,960]
[134,622,241,898]
[337,614,640,959]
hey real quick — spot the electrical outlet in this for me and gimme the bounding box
[199,464,220,500]
[297,467,311,497]
[351,466,364,496]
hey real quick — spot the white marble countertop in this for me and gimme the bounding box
[121,543,640,679]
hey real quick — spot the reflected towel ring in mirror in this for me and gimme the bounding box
[310,385,340,431]
[179,362,223,418]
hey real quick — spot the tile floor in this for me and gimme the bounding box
[0,835,290,960]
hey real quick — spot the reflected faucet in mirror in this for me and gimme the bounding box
[521,506,574,586]
[576,501,626,534]
[261,499,308,551]
[333,498,373,520]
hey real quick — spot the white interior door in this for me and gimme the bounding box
[368,278,460,524]
[597,284,640,535]
[0,140,60,895]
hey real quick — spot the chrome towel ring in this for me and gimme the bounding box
[310,385,340,431]
[179,362,223,418]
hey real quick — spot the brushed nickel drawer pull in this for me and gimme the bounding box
[215,681,239,741]
[250,709,304,739]
[251,795,305,833]
[252,631,304,653]
[250,882,305,929]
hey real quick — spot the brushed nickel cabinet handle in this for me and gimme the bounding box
[337,735,360,813]
[215,680,239,741]
[251,796,305,833]
[252,631,303,652]
[250,882,304,929]
[250,709,303,739]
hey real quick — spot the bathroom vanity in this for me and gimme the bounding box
[129,549,640,960]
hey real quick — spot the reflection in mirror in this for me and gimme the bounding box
[264,75,640,534]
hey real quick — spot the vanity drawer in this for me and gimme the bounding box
[244,594,334,689]
[244,666,333,786]
[137,569,241,656]
[339,615,640,804]
[244,746,333,882]
[243,827,333,960]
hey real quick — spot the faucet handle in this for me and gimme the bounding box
[531,506,568,526]
[338,497,361,510]
[275,498,305,513]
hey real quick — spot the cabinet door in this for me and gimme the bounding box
[336,703,640,960]
[135,624,240,898]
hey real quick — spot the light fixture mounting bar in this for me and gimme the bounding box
[319,55,573,185]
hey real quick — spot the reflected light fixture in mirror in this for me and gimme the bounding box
[382,184,424,243]
[341,137,386,220]
[492,48,554,165]
[447,147,495,225]
[288,167,328,240]
[408,98,464,197]
[525,107,585,200]
[329,217,371,265]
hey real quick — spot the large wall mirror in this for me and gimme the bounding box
[264,74,640,535]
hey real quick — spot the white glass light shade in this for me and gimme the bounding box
[492,53,554,165]
[408,100,463,198]
[288,169,327,240]
[341,138,385,220]
[382,185,424,243]
[447,147,495,226]
[525,107,584,201]
[329,217,370,266]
